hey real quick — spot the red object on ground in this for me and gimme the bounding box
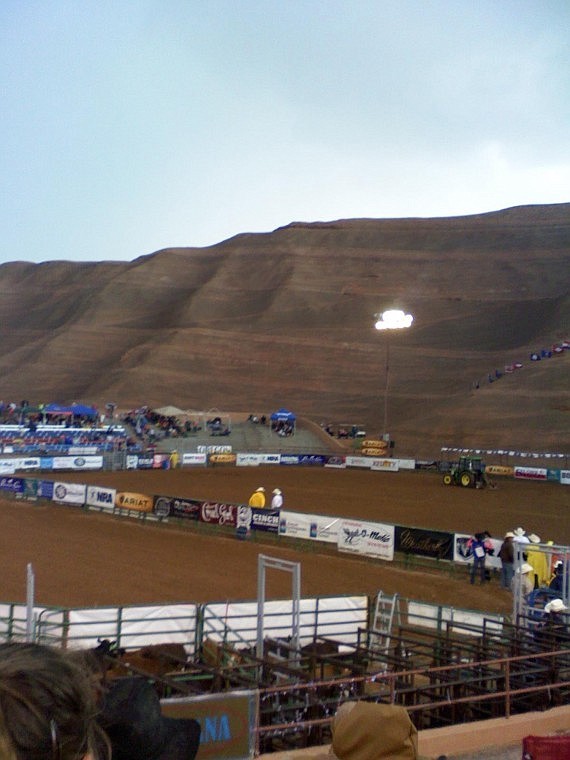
[522,735,570,759]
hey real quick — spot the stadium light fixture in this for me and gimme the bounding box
[374,309,414,437]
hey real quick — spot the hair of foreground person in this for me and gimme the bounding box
[0,642,110,760]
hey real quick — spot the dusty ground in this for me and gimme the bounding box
[0,468,566,612]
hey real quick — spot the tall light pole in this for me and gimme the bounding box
[374,309,414,438]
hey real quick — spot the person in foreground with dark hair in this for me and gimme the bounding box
[0,642,110,760]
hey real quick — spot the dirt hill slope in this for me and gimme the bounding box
[0,203,568,457]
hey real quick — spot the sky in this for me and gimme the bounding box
[1,1,569,264]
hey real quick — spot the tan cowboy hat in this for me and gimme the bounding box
[517,563,533,574]
[272,488,282,495]
[504,531,515,538]
[256,486,265,492]
[544,598,568,614]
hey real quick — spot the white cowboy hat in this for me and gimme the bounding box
[514,527,525,537]
[504,531,515,538]
[544,599,568,614]
[272,488,281,495]
[528,533,541,544]
[517,563,533,574]
[255,486,265,492]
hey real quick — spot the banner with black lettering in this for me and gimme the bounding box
[338,519,394,561]
[395,526,454,560]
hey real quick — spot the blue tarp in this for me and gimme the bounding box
[44,403,98,418]
[270,408,296,422]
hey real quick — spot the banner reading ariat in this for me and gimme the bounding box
[115,491,153,512]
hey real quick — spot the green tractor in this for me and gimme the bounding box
[442,455,488,488]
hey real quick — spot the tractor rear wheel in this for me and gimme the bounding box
[460,471,474,488]
[442,473,453,486]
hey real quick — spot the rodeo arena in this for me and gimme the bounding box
[0,401,569,759]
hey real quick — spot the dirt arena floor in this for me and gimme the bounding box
[0,467,566,615]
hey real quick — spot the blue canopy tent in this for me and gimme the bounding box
[270,408,296,434]
[44,403,98,419]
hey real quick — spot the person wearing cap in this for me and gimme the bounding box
[549,560,566,593]
[98,676,200,760]
[248,486,266,508]
[498,531,515,589]
[526,534,550,589]
[270,488,283,510]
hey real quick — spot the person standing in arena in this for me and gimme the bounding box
[271,488,283,510]
[498,531,515,589]
[248,486,266,508]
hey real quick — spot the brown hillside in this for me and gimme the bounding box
[0,203,568,457]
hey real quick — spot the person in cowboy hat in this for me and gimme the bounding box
[536,598,568,648]
[248,486,266,508]
[270,488,283,510]
[512,562,534,601]
[98,677,200,760]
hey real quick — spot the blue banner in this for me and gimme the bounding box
[0,476,25,493]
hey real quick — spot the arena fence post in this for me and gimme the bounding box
[25,562,35,642]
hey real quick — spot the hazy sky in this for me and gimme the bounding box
[1,1,569,263]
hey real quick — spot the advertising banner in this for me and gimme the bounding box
[86,485,116,512]
[126,455,139,469]
[279,454,301,466]
[153,495,201,521]
[278,511,339,543]
[207,453,237,466]
[324,456,346,469]
[135,455,154,469]
[395,526,454,560]
[153,454,170,469]
[485,464,514,477]
[53,481,86,505]
[115,492,154,512]
[454,532,502,570]
[0,476,25,493]
[296,454,329,466]
[337,519,394,561]
[236,453,280,467]
[345,456,372,469]
[514,466,547,481]
[162,690,256,760]
[4,457,41,471]
[200,502,238,526]
[35,480,55,499]
[21,478,41,499]
[181,452,207,466]
[561,470,570,486]
[52,456,103,470]
[371,458,399,472]
[250,507,280,533]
